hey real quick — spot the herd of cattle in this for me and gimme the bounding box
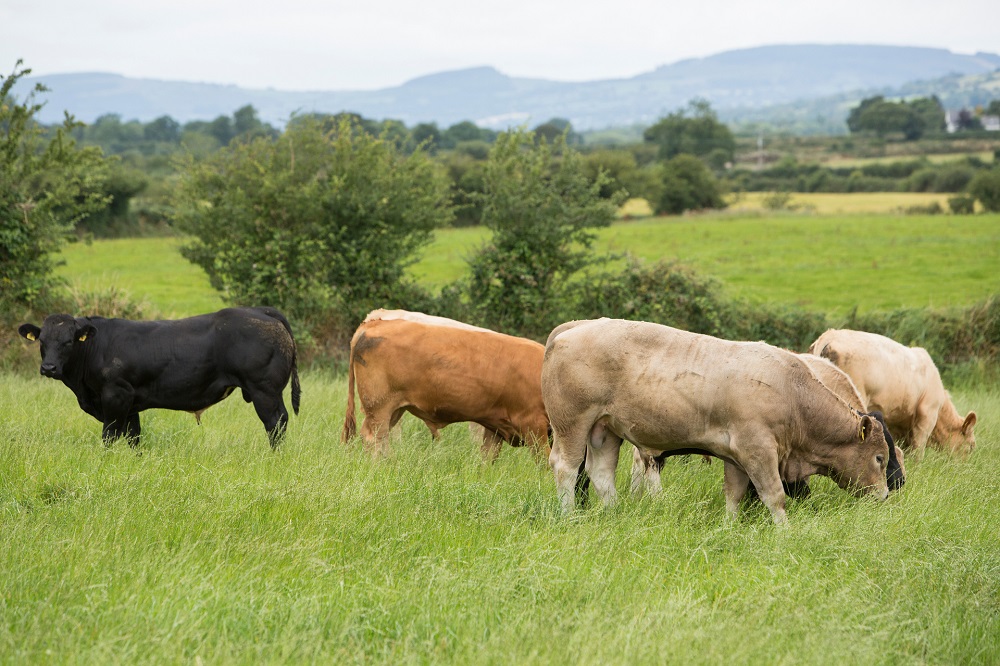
[19,306,977,524]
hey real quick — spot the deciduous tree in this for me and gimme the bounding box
[1,60,110,311]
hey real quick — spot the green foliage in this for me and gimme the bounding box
[570,258,728,336]
[0,60,111,312]
[968,169,1000,212]
[650,154,727,215]
[456,129,624,335]
[847,95,944,140]
[948,194,976,214]
[172,116,453,329]
[582,149,640,200]
[643,99,736,163]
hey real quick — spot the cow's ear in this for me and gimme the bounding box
[962,412,977,435]
[859,414,875,442]
[77,324,96,343]
[18,323,41,343]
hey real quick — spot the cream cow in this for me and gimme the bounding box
[542,319,891,524]
[809,328,976,459]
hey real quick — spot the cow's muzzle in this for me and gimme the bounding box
[40,363,60,379]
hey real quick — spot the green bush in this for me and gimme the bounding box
[948,195,976,214]
[1,61,111,312]
[569,258,728,336]
[650,154,727,215]
[968,169,1000,212]
[173,117,453,332]
[455,129,623,336]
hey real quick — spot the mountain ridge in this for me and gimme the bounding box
[18,44,1000,131]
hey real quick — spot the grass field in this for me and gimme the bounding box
[15,204,1000,662]
[58,209,999,318]
[2,373,997,663]
[408,212,998,315]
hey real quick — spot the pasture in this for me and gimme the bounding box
[1,374,998,663]
[13,206,998,662]
[58,210,1000,317]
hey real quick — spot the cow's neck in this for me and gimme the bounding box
[787,357,866,474]
[932,397,963,440]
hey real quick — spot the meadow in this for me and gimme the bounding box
[7,206,997,663]
[2,374,997,663]
[58,208,1000,318]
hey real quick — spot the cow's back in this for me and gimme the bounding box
[809,328,938,428]
[544,319,808,449]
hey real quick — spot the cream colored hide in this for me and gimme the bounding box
[809,328,976,459]
[629,352,906,498]
[542,319,891,524]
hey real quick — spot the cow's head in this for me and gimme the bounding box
[18,315,96,380]
[940,411,977,457]
[869,410,905,491]
[834,414,891,501]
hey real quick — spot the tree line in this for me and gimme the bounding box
[4,59,1000,364]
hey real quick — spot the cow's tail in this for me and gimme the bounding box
[263,307,301,415]
[341,342,358,443]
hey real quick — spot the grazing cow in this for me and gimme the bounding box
[809,328,976,459]
[19,307,300,448]
[630,352,907,501]
[341,313,549,460]
[542,319,891,524]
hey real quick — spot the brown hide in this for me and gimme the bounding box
[809,328,976,458]
[543,319,890,523]
[341,317,549,459]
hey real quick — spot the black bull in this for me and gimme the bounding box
[19,307,301,448]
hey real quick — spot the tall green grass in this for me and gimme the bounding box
[2,373,997,663]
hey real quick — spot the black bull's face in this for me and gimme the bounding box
[868,410,905,491]
[19,315,96,380]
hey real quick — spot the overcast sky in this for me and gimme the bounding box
[3,0,999,91]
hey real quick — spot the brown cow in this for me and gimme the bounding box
[341,312,549,460]
[809,328,976,459]
[542,319,891,524]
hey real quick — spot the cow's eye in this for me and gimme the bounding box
[876,454,885,466]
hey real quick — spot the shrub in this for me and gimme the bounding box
[569,258,728,336]
[968,169,1000,212]
[173,117,453,332]
[948,195,976,215]
[650,154,727,215]
[1,61,111,312]
[456,129,623,336]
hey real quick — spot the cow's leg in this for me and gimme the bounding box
[101,383,138,446]
[739,444,787,524]
[723,462,751,519]
[549,424,590,514]
[479,428,503,463]
[585,421,623,507]
[249,391,289,449]
[908,402,936,461]
[630,447,663,497]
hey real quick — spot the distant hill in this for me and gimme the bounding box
[19,44,1000,131]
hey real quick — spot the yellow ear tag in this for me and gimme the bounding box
[26,332,36,341]
[78,333,88,342]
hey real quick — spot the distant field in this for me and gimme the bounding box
[57,238,224,318]
[823,151,996,169]
[58,210,999,318]
[726,191,957,214]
